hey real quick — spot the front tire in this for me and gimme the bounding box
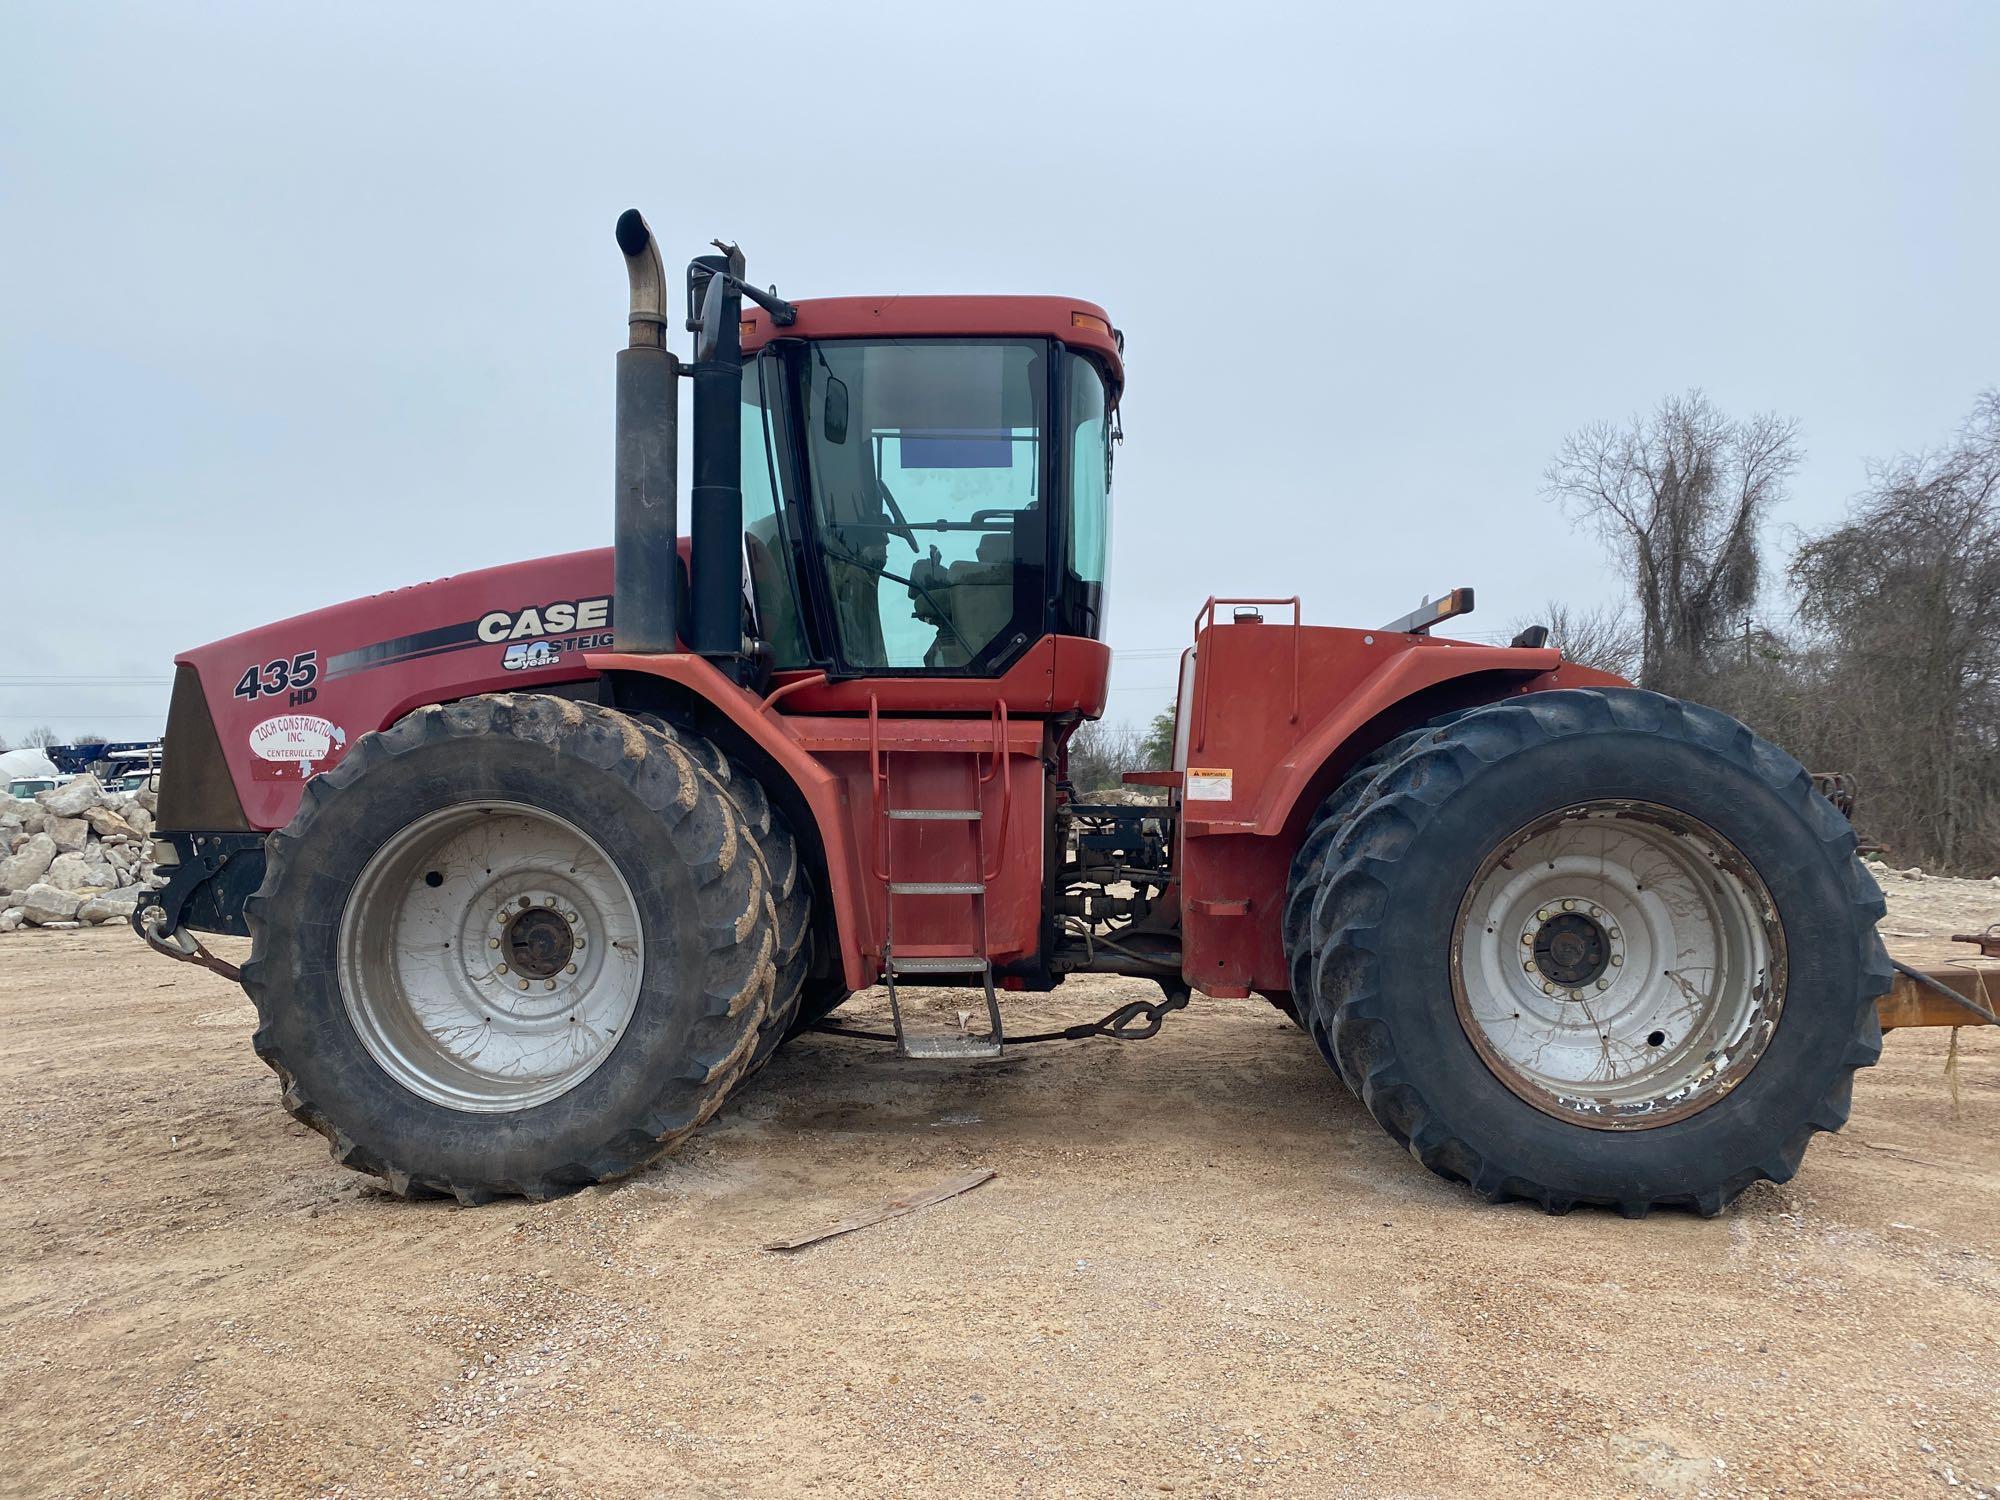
[1293,688,1890,1216]
[244,694,777,1202]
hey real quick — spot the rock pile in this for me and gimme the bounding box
[0,775,160,932]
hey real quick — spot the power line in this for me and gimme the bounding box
[0,712,166,722]
[0,677,172,688]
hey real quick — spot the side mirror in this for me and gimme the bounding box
[696,271,728,363]
[823,376,850,444]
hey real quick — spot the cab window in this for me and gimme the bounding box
[802,339,1048,672]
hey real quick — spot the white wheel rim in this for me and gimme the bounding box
[338,802,644,1113]
[1451,800,1786,1130]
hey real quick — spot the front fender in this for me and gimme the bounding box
[584,651,873,992]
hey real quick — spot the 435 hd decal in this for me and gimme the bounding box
[233,651,320,706]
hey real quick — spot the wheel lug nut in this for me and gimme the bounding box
[496,963,508,975]
[544,896,557,907]
[1562,899,1576,912]
[565,963,577,975]
[1569,989,1583,1001]
[1536,908,1549,921]
[518,979,528,991]
[488,938,499,949]
[1611,955,1623,967]
[1542,982,1558,995]
[518,896,531,910]
[1588,905,1602,918]
[1520,932,1532,946]
[1523,961,1536,973]
[1596,978,1611,991]
[544,980,556,991]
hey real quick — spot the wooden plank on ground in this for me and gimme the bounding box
[763,1168,997,1252]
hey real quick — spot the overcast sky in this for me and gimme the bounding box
[3,2,1996,745]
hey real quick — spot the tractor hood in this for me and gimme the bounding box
[160,547,631,833]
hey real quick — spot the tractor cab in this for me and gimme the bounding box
[734,298,1122,682]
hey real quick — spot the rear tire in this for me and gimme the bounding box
[1293,688,1890,1216]
[244,694,776,1202]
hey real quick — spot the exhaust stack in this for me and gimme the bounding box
[612,209,680,655]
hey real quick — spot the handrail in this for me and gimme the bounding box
[867,693,889,881]
[978,699,1011,882]
[762,670,829,714]
[1189,596,1302,753]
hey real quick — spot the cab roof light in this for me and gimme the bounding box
[1071,311,1111,337]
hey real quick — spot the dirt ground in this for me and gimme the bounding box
[2,877,1997,1499]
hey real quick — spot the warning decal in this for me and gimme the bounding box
[1185,767,1233,802]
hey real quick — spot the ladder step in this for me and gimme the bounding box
[901,1034,1004,1060]
[889,954,990,975]
[886,808,981,821]
[887,881,986,896]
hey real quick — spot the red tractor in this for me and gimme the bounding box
[136,213,1890,1214]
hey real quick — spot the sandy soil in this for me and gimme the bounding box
[1,878,1997,1499]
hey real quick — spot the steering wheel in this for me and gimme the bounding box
[875,477,919,552]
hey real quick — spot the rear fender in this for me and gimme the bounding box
[1250,650,1626,842]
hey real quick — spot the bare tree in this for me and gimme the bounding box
[19,725,59,750]
[1790,392,2000,869]
[1067,718,1146,794]
[1546,391,1799,695]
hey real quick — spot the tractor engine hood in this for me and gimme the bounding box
[160,546,637,834]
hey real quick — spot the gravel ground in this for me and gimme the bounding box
[0,878,1996,1499]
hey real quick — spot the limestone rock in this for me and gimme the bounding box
[83,806,142,841]
[79,894,138,925]
[44,852,97,892]
[18,883,83,924]
[0,832,57,894]
[0,907,22,933]
[46,816,89,854]
[35,776,104,817]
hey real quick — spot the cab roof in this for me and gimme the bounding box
[740,295,1123,399]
